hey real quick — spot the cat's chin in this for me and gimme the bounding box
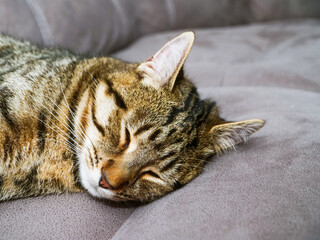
[81,177,129,202]
[87,185,117,200]
[80,174,119,201]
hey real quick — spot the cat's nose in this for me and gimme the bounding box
[99,166,130,190]
[99,171,114,190]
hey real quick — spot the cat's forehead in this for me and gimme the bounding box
[96,71,189,105]
[106,65,139,85]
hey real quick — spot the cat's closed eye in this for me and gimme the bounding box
[120,128,131,150]
[138,168,165,186]
[140,169,161,180]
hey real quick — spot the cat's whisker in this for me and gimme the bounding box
[88,71,99,85]
[51,67,97,154]
[46,139,79,156]
[37,108,85,148]
[55,78,91,148]
[36,99,86,147]
[45,97,87,146]
[49,67,89,141]
[45,137,80,154]
[33,115,82,153]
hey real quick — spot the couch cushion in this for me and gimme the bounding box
[251,0,320,21]
[115,19,320,92]
[0,193,135,240]
[111,19,320,239]
[1,18,319,240]
[0,0,138,54]
[0,0,319,55]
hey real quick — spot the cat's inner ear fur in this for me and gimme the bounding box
[137,32,195,91]
[209,119,265,154]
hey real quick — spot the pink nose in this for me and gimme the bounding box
[99,172,113,189]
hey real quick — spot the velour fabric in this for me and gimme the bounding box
[112,19,320,239]
[0,0,138,54]
[135,0,252,34]
[0,0,319,54]
[115,19,320,92]
[0,193,135,240]
[251,0,320,21]
[0,0,43,45]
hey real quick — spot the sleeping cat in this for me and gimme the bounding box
[0,32,264,202]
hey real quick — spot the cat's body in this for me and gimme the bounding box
[0,35,85,200]
[0,33,264,202]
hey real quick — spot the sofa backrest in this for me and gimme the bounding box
[1,0,319,54]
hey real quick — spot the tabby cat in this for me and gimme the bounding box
[0,32,264,203]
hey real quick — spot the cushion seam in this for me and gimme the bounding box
[25,0,54,45]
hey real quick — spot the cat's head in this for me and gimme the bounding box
[77,32,264,203]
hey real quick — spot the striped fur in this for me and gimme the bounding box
[0,33,264,203]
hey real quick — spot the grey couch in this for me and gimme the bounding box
[1,1,320,239]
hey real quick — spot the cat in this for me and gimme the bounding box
[0,32,264,203]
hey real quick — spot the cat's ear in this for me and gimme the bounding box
[137,32,194,91]
[209,119,265,154]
